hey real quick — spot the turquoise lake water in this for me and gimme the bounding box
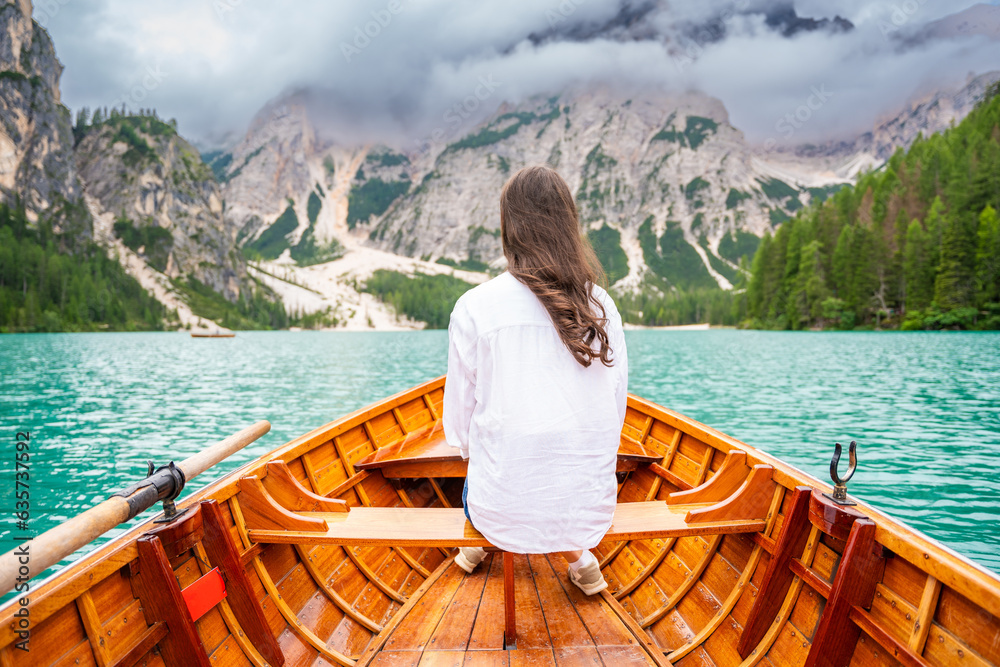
[0,330,998,592]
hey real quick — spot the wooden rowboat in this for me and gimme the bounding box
[1,375,998,666]
[191,331,235,338]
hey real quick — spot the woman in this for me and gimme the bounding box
[442,165,628,596]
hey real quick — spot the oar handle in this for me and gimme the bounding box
[0,421,270,595]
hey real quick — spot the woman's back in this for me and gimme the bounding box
[443,270,628,553]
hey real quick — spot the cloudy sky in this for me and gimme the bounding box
[37,0,1000,149]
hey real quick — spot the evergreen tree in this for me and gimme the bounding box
[903,219,933,312]
[792,239,827,328]
[747,234,772,323]
[0,203,168,332]
[976,204,1000,305]
[924,196,945,271]
[742,89,1000,330]
[73,107,90,135]
[831,225,853,302]
[851,225,880,321]
[935,207,977,310]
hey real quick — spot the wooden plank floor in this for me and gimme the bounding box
[367,553,660,666]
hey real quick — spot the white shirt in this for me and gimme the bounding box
[443,270,628,553]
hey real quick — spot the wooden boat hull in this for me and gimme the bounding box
[2,375,998,666]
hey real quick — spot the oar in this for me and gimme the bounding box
[0,420,271,595]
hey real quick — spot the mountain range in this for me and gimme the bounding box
[1,0,998,330]
[215,70,999,321]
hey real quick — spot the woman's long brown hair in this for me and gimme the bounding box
[499,165,615,368]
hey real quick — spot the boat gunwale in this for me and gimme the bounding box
[2,374,999,648]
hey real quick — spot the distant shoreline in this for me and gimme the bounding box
[622,322,713,331]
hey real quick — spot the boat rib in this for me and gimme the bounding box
[1,376,997,667]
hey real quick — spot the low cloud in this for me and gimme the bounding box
[39,0,1000,149]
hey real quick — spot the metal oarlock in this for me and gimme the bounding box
[112,459,189,523]
[0,421,270,595]
[824,440,858,506]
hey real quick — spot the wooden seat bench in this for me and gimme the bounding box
[243,501,768,546]
[353,420,662,479]
[239,452,776,651]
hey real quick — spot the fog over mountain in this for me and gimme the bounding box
[40,0,1000,149]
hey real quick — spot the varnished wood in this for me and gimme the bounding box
[294,544,384,633]
[667,450,749,504]
[355,422,449,470]
[133,534,211,667]
[597,541,629,569]
[111,621,167,667]
[685,464,775,524]
[249,551,358,667]
[850,605,932,667]
[503,552,516,650]
[237,504,359,665]
[738,486,813,657]
[246,503,766,547]
[669,486,781,661]
[75,590,111,667]
[648,462,693,491]
[228,495,366,666]
[327,470,372,498]
[342,544,409,604]
[909,576,942,653]
[740,525,823,666]
[790,557,833,598]
[238,475,329,532]
[355,557,456,666]
[0,421,270,596]
[200,499,284,666]
[138,501,205,561]
[377,460,469,479]
[239,542,263,565]
[392,408,409,434]
[190,542,273,667]
[612,538,676,599]
[0,541,139,649]
[357,551,670,666]
[618,435,663,462]
[645,428,683,502]
[421,393,440,421]
[808,489,867,541]
[5,377,1000,667]
[804,519,886,667]
[668,543,764,662]
[262,460,349,512]
[428,478,452,508]
[751,531,776,554]
[639,534,724,628]
[388,487,438,575]
[598,590,673,667]
[299,447,326,497]
[334,467,429,605]
[334,432,362,477]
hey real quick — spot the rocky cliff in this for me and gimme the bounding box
[0,0,253,330]
[219,70,1000,303]
[75,113,246,300]
[776,71,1000,165]
[216,97,363,265]
[221,87,857,294]
[863,71,1000,162]
[0,0,82,227]
[365,89,829,293]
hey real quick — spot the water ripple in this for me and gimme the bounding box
[0,329,997,585]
